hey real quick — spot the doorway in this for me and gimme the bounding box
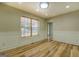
[48,23,53,41]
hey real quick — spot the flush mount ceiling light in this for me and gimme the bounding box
[66,5,70,8]
[18,2,22,4]
[40,2,49,8]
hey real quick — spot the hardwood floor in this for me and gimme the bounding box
[0,40,79,57]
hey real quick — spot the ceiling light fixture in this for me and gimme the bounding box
[40,2,49,8]
[66,5,70,8]
[18,2,22,4]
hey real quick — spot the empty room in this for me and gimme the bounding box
[0,2,79,57]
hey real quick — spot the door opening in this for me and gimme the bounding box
[48,23,53,41]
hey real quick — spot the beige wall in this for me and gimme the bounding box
[0,4,48,52]
[48,11,79,45]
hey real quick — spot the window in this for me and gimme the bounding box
[32,19,39,35]
[21,17,31,37]
[21,16,39,37]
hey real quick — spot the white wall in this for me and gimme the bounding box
[48,11,79,45]
[0,4,47,52]
[0,31,47,52]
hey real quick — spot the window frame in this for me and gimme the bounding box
[20,16,31,37]
[32,19,40,36]
[20,16,39,37]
